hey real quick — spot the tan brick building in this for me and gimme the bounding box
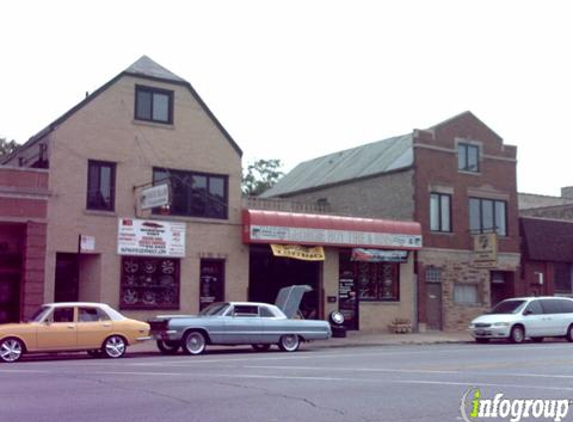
[3,56,248,321]
[263,112,521,331]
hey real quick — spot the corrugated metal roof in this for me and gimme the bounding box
[261,133,413,197]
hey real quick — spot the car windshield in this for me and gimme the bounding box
[489,300,526,314]
[29,306,51,322]
[199,302,230,316]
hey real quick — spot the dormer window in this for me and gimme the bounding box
[135,85,173,124]
[458,143,479,173]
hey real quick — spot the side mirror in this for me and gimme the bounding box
[523,309,532,316]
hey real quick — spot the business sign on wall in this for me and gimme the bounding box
[249,225,422,249]
[117,218,186,257]
[473,233,498,268]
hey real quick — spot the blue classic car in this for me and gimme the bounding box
[149,286,332,355]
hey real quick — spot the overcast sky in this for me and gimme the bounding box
[2,0,571,195]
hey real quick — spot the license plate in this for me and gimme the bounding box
[475,330,486,336]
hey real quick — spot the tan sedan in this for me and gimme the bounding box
[0,302,150,362]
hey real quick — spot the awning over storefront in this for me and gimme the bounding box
[242,210,422,250]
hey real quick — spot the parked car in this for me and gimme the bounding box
[469,296,573,343]
[0,302,150,363]
[149,285,332,355]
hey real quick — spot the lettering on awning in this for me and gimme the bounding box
[270,244,325,261]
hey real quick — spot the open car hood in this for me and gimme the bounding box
[275,285,312,319]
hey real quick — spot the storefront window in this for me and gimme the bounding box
[120,257,180,310]
[357,261,399,301]
[340,251,400,302]
[200,259,225,310]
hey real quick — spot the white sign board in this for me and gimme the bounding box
[80,235,96,252]
[249,225,422,249]
[140,184,170,210]
[117,218,186,257]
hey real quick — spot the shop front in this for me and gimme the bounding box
[243,210,422,331]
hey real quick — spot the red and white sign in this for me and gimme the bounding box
[117,218,186,257]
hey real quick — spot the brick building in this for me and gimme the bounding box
[2,56,248,321]
[0,166,49,322]
[263,111,521,331]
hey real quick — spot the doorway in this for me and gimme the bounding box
[249,245,321,318]
[55,253,79,302]
[426,283,443,330]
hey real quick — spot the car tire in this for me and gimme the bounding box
[509,325,525,344]
[182,331,207,355]
[0,337,24,363]
[567,325,573,342]
[102,335,127,359]
[531,337,544,343]
[251,344,271,352]
[278,334,300,352]
[475,338,489,344]
[157,340,181,355]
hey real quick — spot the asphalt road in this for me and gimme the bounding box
[2,341,573,422]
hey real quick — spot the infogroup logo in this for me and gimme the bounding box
[460,388,571,422]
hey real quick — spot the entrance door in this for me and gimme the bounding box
[55,253,79,302]
[426,283,443,330]
[200,259,225,311]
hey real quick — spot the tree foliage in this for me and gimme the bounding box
[0,138,20,157]
[242,158,284,196]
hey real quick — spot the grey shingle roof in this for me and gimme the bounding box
[261,133,413,197]
[124,55,186,83]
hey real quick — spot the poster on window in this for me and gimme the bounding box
[117,218,186,257]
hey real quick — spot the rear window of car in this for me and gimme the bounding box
[560,299,573,313]
[541,299,566,314]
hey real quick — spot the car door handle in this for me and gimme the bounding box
[102,323,111,327]
[67,325,75,329]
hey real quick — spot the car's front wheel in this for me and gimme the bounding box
[102,335,127,358]
[509,325,525,344]
[0,337,24,363]
[157,340,181,355]
[182,331,207,355]
[251,344,271,352]
[278,334,300,352]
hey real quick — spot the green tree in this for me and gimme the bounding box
[0,138,20,157]
[242,158,284,196]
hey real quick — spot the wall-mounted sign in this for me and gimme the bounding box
[351,248,409,263]
[250,225,422,249]
[117,218,186,257]
[140,183,170,210]
[473,233,498,268]
[270,244,325,261]
[79,235,96,253]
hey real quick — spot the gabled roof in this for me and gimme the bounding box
[260,133,413,197]
[124,55,186,83]
[2,56,242,163]
[520,217,573,262]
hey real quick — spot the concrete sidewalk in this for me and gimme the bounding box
[129,330,473,355]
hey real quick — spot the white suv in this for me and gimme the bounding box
[469,297,573,343]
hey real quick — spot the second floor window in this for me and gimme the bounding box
[469,197,507,236]
[458,143,479,173]
[135,85,174,124]
[87,160,115,211]
[154,168,228,219]
[430,193,451,232]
